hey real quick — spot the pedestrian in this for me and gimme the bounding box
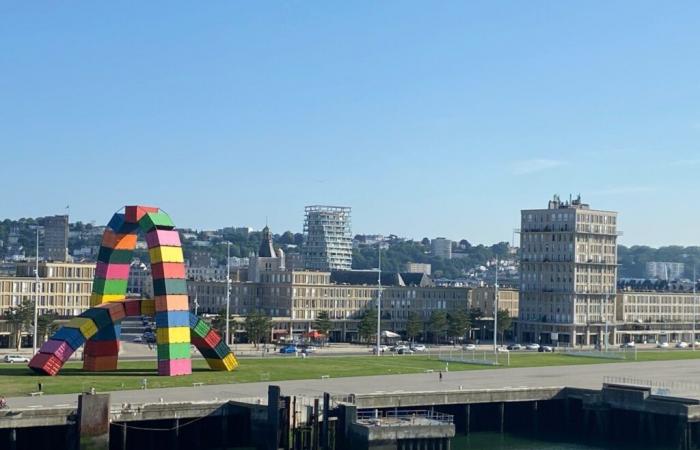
[38,382,43,393]
[439,371,443,382]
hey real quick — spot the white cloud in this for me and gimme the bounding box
[511,159,566,175]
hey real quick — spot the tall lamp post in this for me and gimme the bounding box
[693,265,697,350]
[493,259,499,355]
[32,229,40,355]
[225,242,231,346]
[376,246,382,357]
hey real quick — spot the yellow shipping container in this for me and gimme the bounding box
[156,326,190,343]
[65,317,98,339]
[90,293,125,306]
[149,246,184,264]
[140,299,156,316]
[206,353,238,371]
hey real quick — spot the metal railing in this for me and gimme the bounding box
[603,376,700,396]
[356,409,454,426]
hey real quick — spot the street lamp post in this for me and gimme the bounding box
[693,265,697,350]
[493,259,499,355]
[225,242,231,346]
[376,246,382,357]
[32,229,40,355]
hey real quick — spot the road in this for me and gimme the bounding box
[6,358,700,409]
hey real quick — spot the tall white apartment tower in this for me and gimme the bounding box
[518,195,618,346]
[302,205,353,271]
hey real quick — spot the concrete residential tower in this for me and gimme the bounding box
[302,205,352,271]
[518,195,618,346]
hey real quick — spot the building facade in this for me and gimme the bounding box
[302,205,353,271]
[614,290,699,344]
[645,261,685,281]
[0,261,95,318]
[431,238,452,259]
[470,286,519,318]
[40,215,69,261]
[519,195,618,346]
[405,262,432,275]
[188,267,470,342]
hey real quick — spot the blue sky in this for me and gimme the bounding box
[2,2,699,247]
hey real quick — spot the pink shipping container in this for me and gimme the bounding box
[146,229,181,248]
[39,339,75,363]
[158,358,191,376]
[95,262,130,279]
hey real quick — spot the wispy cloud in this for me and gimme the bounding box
[589,186,657,196]
[668,159,700,167]
[511,159,566,175]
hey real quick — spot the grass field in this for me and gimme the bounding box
[2,350,700,397]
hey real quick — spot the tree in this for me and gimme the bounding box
[2,299,34,350]
[428,311,448,344]
[405,311,423,343]
[37,313,59,344]
[244,310,272,348]
[447,310,470,344]
[313,310,332,344]
[497,309,513,344]
[358,309,377,343]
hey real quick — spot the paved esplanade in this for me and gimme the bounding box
[8,359,700,409]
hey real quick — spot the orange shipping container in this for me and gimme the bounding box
[155,295,189,311]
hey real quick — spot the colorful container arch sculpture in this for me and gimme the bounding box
[28,205,238,376]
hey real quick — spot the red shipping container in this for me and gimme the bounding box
[84,340,120,357]
[125,205,159,223]
[151,262,186,280]
[203,329,221,348]
[83,355,118,372]
[123,299,141,317]
[29,353,62,376]
[97,302,126,322]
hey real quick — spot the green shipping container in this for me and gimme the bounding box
[139,212,175,232]
[92,278,128,295]
[193,320,211,338]
[157,342,191,360]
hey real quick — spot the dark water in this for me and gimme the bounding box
[451,432,671,450]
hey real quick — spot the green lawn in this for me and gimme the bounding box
[2,350,699,397]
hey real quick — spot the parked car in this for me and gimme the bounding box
[657,342,670,349]
[280,345,298,354]
[3,354,29,363]
[300,346,316,354]
[410,344,426,352]
[676,341,689,349]
[525,343,540,351]
[393,344,410,352]
[507,344,523,351]
[462,344,476,351]
[397,348,414,355]
[539,345,554,353]
[496,346,509,353]
[133,336,143,343]
[620,342,635,348]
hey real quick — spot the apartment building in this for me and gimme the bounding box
[519,195,618,346]
[470,286,519,318]
[615,290,699,344]
[40,215,69,261]
[302,205,353,271]
[645,261,685,281]
[0,261,95,345]
[405,262,432,275]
